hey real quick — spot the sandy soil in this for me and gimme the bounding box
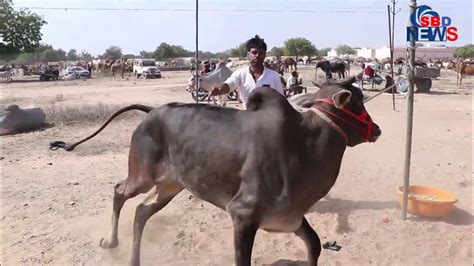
[1,67,472,265]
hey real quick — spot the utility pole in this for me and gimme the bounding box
[388,0,397,111]
[194,0,199,103]
[391,0,396,110]
[402,0,417,220]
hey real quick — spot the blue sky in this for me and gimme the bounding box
[12,0,473,56]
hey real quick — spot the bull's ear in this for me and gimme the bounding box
[332,89,352,108]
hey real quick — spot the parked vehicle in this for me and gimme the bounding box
[39,64,60,81]
[133,59,161,79]
[395,63,440,93]
[64,66,90,79]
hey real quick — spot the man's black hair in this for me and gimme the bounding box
[246,35,267,52]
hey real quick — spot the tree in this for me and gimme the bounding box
[79,50,93,61]
[56,49,67,60]
[268,47,285,59]
[0,1,47,54]
[67,49,79,61]
[172,45,190,58]
[454,44,474,58]
[102,45,123,60]
[139,50,154,58]
[122,54,136,60]
[283,38,317,60]
[229,42,247,58]
[318,47,331,56]
[153,43,175,60]
[152,43,194,60]
[12,53,34,65]
[40,49,60,62]
[335,44,356,55]
[38,48,66,62]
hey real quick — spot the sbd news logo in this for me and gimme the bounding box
[406,5,458,42]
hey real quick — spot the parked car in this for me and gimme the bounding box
[133,59,161,79]
[65,66,90,78]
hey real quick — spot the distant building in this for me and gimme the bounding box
[374,47,406,60]
[356,47,376,59]
[354,45,455,60]
[377,45,455,60]
[327,49,338,57]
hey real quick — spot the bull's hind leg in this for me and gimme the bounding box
[294,217,321,266]
[130,182,183,266]
[100,179,151,249]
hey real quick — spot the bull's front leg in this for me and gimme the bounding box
[230,212,259,266]
[227,192,259,266]
[294,217,321,266]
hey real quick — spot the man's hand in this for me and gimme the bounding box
[210,87,221,96]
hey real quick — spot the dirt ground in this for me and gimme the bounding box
[1,66,472,265]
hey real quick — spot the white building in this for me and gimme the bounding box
[356,47,376,59]
[375,47,406,60]
[353,45,455,61]
[327,49,338,57]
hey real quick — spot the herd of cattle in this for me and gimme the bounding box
[1,56,473,85]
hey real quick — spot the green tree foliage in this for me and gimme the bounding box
[454,44,474,58]
[38,48,66,62]
[152,43,193,60]
[268,47,285,59]
[122,54,136,60]
[229,42,247,58]
[0,1,47,54]
[153,43,174,60]
[12,53,34,65]
[139,50,154,58]
[67,49,79,61]
[335,44,356,55]
[102,45,123,60]
[283,38,317,58]
[79,50,93,61]
[318,47,332,56]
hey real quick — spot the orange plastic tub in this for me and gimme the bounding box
[397,185,458,218]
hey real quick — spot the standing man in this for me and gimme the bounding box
[210,35,285,109]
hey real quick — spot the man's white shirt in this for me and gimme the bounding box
[224,66,285,109]
[287,76,298,88]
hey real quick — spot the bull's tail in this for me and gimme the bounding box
[50,104,153,151]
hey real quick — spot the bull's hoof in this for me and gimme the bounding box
[99,237,118,249]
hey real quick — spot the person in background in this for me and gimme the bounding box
[210,35,284,109]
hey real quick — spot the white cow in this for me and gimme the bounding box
[0,105,46,135]
[187,62,233,106]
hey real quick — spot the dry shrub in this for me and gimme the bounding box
[55,94,65,102]
[44,103,140,124]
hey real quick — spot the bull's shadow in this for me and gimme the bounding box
[307,196,397,233]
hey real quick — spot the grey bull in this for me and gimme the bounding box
[50,77,381,266]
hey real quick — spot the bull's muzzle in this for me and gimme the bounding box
[370,123,382,142]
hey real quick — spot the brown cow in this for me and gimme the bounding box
[449,61,474,86]
[50,77,381,266]
[280,57,298,73]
